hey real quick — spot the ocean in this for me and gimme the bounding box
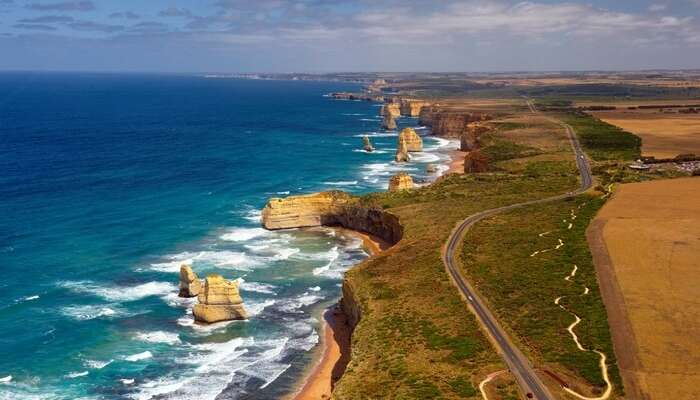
[0,73,456,399]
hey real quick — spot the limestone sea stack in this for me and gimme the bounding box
[395,138,410,162]
[380,103,401,118]
[179,264,202,298]
[426,164,438,173]
[464,150,490,173]
[398,128,423,152]
[193,274,248,323]
[362,135,375,152]
[388,173,414,191]
[382,114,397,130]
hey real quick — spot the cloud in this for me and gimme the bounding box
[13,23,56,30]
[109,11,139,19]
[648,4,667,12]
[129,21,169,33]
[27,1,94,11]
[158,7,193,18]
[68,20,123,33]
[18,15,73,23]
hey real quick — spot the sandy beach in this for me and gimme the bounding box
[447,149,466,174]
[290,228,386,400]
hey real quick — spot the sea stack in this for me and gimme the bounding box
[426,164,438,173]
[362,135,375,152]
[395,138,410,162]
[388,173,414,191]
[380,103,401,118]
[382,114,397,130]
[464,150,490,173]
[398,128,423,152]
[193,274,248,323]
[178,264,202,298]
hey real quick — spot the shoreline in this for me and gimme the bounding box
[290,228,384,400]
[289,146,462,400]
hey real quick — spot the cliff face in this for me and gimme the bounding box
[419,107,493,138]
[261,191,403,245]
[261,191,352,230]
[193,274,248,323]
[398,128,423,152]
[464,150,490,173]
[178,264,201,298]
[399,99,429,117]
[395,138,410,162]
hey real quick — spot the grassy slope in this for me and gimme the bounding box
[334,115,581,399]
[460,196,623,395]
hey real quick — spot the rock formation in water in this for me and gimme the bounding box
[399,99,429,117]
[362,135,375,152]
[426,164,438,173]
[380,103,401,118]
[395,138,410,162]
[193,274,248,323]
[464,150,490,173]
[398,128,423,152]
[179,264,202,298]
[382,114,397,130]
[367,79,387,93]
[388,173,414,191]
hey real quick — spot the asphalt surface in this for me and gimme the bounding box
[442,101,593,399]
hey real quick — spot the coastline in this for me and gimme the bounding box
[290,229,384,400]
[289,146,462,400]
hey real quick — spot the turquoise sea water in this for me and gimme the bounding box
[0,73,456,399]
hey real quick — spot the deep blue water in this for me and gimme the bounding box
[0,73,454,399]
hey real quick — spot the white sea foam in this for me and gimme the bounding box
[84,359,113,369]
[352,148,389,154]
[134,331,181,346]
[151,251,259,273]
[59,281,176,302]
[65,371,89,379]
[271,247,300,260]
[410,152,441,163]
[61,304,122,321]
[238,279,277,295]
[323,180,358,186]
[220,227,269,242]
[276,191,290,195]
[0,376,11,383]
[20,295,39,302]
[276,292,323,313]
[242,208,262,223]
[246,299,277,316]
[309,286,321,292]
[121,379,135,385]
[341,113,364,116]
[125,351,152,362]
[353,132,397,137]
[359,118,381,121]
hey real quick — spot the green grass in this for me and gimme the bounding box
[460,196,623,394]
[563,113,641,161]
[480,139,542,163]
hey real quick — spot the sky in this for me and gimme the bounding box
[1,0,699,73]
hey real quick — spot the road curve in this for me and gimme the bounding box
[442,101,593,400]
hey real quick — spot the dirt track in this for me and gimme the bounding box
[587,178,700,400]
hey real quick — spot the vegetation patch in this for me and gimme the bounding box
[563,113,641,161]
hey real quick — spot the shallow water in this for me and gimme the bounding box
[0,73,455,399]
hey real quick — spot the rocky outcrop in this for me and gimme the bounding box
[367,79,387,93]
[179,264,202,298]
[341,279,361,329]
[388,173,414,191]
[261,192,403,245]
[460,123,493,151]
[399,99,429,117]
[362,135,374,152]
[331,92,383,102]
[464,150,490,173]
[380,103,401,118]
[261,191,352,230]
[395,138,410,162]
[382,114,397,130]
[426,164,438,173]
[193,274,248,323]
[419,107,493,138]
[398,128,423,152]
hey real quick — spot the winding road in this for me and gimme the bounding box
[442,101,593,400]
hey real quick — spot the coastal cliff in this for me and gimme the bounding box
[261,191,403,244]
[419,107,493,138]
[399,99,429,117]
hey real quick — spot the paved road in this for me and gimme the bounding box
[442,101,593,399]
